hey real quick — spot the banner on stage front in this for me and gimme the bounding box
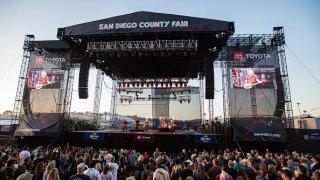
[134,134,154,142]
[195,134,217,143]
[84,132,105,141]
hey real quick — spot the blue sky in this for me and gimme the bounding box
[0,0,319,117]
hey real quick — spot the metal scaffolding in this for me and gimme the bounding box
[11,35,35,131]
[93,69,104,121]
[109,80,117,122]
[273,27,294,128]
[63,68,75,119]
[87,39,198,52]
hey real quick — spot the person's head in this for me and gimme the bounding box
[311,170,320,180]
[247,69,254,76]
[41,71,47,77]
[228,160,233,168]
[298,165,307,175]
[103,164,109,174]
[47,168,59,180]
[219,171,229,180]
[155,157,162,168]
[313,156,320,163]
[77,163,86,174]
[45,162,55,175]
[35,162,44,176]
[88,161,95,168]
[281,169,292,180]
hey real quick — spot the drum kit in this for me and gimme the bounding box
[160,117,175,130]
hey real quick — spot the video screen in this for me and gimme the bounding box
[27,69,65,89]
[231,68,277,89]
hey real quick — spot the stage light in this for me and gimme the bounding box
[138,52,143,57]
[183,51,188,56]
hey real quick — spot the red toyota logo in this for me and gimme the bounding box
[233,51,244,61]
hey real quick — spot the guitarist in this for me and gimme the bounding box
[36,70,51,89]
[244,69,262,89]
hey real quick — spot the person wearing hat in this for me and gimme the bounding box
[68,163,90,180]
[153,157,170,180]
[280,169,292,180]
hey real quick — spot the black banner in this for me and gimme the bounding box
[63,11,232,36]
[232,117,287,142]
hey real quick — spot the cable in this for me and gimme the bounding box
[286,45,320,86]
[0,53,23,81]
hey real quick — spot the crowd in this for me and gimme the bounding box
[0,145,319,180]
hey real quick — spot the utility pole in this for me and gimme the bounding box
[297,102,302,129]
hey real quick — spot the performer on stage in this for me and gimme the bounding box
[122,119,128,132]
[144,119,149,131]
[135,118,140,130]
[161,118,169,128]
[169,118,175,132]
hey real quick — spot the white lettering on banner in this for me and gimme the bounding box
[245,54,272,59]
[115,22,137,29]
[98,21,188,30]
[44,58,65,64]
[254,133,281,137]
[139,21,170,28]
[99,23,114,30]
[172,21,188,27]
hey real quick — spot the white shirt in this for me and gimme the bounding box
[108,163,119,180]
[84,168,102,180]
[101,171,113,180]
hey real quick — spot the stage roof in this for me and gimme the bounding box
[60,11,234,37]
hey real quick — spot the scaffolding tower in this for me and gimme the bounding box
[93,69,104,123]
[109,80,117,122]
[273,27,294,128]
[11,35,35,132]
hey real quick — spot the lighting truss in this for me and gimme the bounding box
[118,94,191,103]
[167,87,192,94]
[120,95,133,103]
[87,39,197,52]
[177,95,191,103]
[118,88,143,94]
[117,78,189,87]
